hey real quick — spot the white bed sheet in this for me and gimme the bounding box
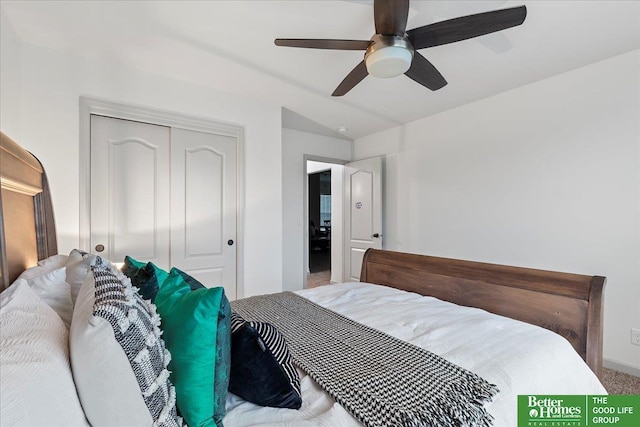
[224,282,606,427]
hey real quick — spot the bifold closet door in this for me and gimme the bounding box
[170,128,237,300]
[90,115,171,268]
[90,115,238,299]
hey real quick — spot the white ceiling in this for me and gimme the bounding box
[2,1,639,139]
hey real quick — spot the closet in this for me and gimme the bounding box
[89,113,238,299]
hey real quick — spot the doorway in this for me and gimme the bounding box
[305,160,344,288]
[301,156,382,288]
[308,168,331,286]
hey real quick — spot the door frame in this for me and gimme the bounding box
[79,96,246,297]
[303,155,347,287]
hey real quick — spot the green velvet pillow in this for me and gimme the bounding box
[170,267,206,291]
[155,269,231,427]
[168,268,230,424]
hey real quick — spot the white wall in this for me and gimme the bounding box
[282,128,352,291]
[11,42,283,298]
[355,50,640,373]
[0,7,22,140]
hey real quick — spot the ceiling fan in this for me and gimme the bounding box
[275,0,527,96]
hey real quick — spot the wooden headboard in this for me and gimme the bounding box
[361,248,605,378]
[0,131,57,289]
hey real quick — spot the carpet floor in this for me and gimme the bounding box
[602,368,640,395]
[306,270,331,288]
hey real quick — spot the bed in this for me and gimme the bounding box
[0,130,607,427]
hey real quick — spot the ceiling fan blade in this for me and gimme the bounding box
[275,39,371,50]
[332,61,368,96]
[404,52,447,91]
[374,0,409,36]
[407,5,527,50]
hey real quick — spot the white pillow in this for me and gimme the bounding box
[15,253,74,328]
[25,267,74,329]
[0,279,88,427]
[16,253,68,281]
[65,249,96,305]
[70,257,183,427]
[37,253,69,269]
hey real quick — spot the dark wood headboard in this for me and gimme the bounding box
[0,131,57,289]
[360,248,605,378]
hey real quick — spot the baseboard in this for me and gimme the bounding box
[604,358,640,377]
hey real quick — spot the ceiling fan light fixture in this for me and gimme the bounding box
[364,35,414,79]
[365,45,413,78]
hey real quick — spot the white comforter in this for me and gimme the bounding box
[224,282,606,427]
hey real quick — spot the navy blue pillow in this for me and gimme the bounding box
[121,256,164,302]
[229,312,301,409]
[122,256,204,302]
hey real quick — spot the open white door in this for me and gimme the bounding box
[343,157,382,281]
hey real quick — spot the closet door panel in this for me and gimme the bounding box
[171,128,237,299]
[185,148,223,256]
[90,115,171,268]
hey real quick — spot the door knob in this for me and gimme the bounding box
[227,239,234,246]
[95,244,105,252]
[372,233,380,238]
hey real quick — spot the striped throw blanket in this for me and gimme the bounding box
[232,291,498,427]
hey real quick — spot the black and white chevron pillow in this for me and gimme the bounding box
[229,311,301,409]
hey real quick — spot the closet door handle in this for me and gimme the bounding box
[227,239,234,246]
[95,244,105,252]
